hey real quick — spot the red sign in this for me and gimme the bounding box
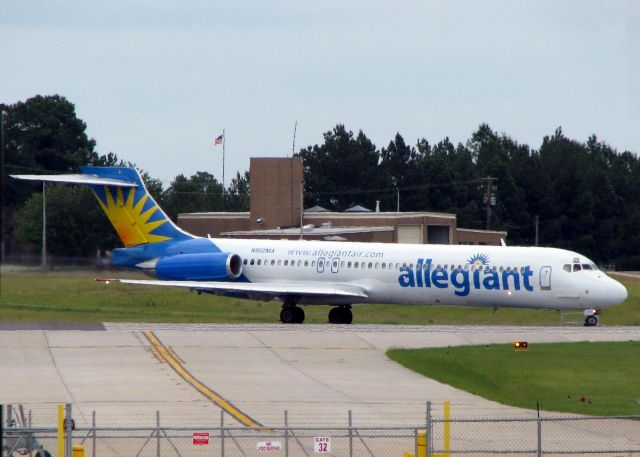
[192,432,210,445]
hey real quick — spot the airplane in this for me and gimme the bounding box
[12,166,628,326]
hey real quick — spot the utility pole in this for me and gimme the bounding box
[481,176,498,230]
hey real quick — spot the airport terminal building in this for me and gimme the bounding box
[178,158,506,246]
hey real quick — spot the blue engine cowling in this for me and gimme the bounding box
[155,252,242,281]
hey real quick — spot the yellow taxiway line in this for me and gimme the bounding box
[144,330,262,428]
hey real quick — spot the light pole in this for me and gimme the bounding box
[41,182,47,270]
[1,110,6,262]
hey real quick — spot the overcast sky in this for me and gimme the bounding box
[3,0,638,186]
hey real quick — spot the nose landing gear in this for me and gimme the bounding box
[583,309,599,327]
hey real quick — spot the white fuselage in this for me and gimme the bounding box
[211,238,627,310]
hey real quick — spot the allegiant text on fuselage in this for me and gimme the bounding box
[398,258,535,297]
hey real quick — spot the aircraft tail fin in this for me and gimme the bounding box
[11,166,193,247]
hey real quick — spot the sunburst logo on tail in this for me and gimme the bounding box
[94,186,171,246]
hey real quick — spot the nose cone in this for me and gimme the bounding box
[607,278,628,306]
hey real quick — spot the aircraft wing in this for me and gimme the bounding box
[100,278,368,299]
[10,174,137,187]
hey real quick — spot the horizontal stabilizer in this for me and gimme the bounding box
[10,174,137,187]
[98,278,368,299]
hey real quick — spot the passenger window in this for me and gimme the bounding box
[368,262,373,269]
[243,259,248,265]
[361,262,366,269]
[318,260,324,267]
[340,261,345,268]
[284,260,288,266]
[271,260,275,266]
[354,262,359,268]
[347,261,352,268]
[573,264,582,272]
[375,262,379,269]
[277,260,282,266]
[298,260,302,267]
[250,259,255,265]
[291,260,295,267]
[304,260,309,267]
[257,259,261,265]
[311,261,316,267]
[381,263,386,269]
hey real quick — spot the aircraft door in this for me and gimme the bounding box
[331,258,340,274]
[540,266,552,290]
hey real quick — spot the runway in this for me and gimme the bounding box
[1,324,639,428]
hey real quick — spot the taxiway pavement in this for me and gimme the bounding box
[1,324,638,427]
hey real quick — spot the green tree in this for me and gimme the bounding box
[225,171,250,211]
[14,184,119,257]
[163,172,225,220]
[296,124,384,211]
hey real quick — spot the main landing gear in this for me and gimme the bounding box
[328,305,353,324]
[280,300,353,325]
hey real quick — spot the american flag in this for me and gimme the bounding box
[214,134,223,145]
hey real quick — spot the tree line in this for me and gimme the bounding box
[3,95,639,268]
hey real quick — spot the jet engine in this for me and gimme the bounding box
[155,252,242,281]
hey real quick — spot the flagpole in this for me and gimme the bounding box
[222,128,225,195]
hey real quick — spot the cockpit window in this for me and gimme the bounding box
[582,264,594,270]
[573,264,582,272]
[563,264,571,272]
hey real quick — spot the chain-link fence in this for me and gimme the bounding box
[3,405,640,457]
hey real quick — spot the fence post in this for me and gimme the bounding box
[156,411,160,457]
[284,410,289,457]
[348,410,353,457]
[92,411,96,457]
[220,411,224,457]
[1,404,4,457]
[426,401,432,457]
[536,404,542,457]
[65,404,72,457]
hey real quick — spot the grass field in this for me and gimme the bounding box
[387,342,640,416]
[1,269,639,324]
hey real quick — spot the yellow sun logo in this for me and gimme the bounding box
[94,186,171,247]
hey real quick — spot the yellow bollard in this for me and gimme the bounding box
[417,430,426,457]
[72,445,85,457]
[57,405,64,457]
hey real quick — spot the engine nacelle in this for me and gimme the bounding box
[155,252,242,281]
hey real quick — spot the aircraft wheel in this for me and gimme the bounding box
[35,450,51,457]
[293,306,305,324]
[328,306,352,324]
[584,315,598,327]
[280,307,295,324]
[340,307,353,324]
[328,307,342,324]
